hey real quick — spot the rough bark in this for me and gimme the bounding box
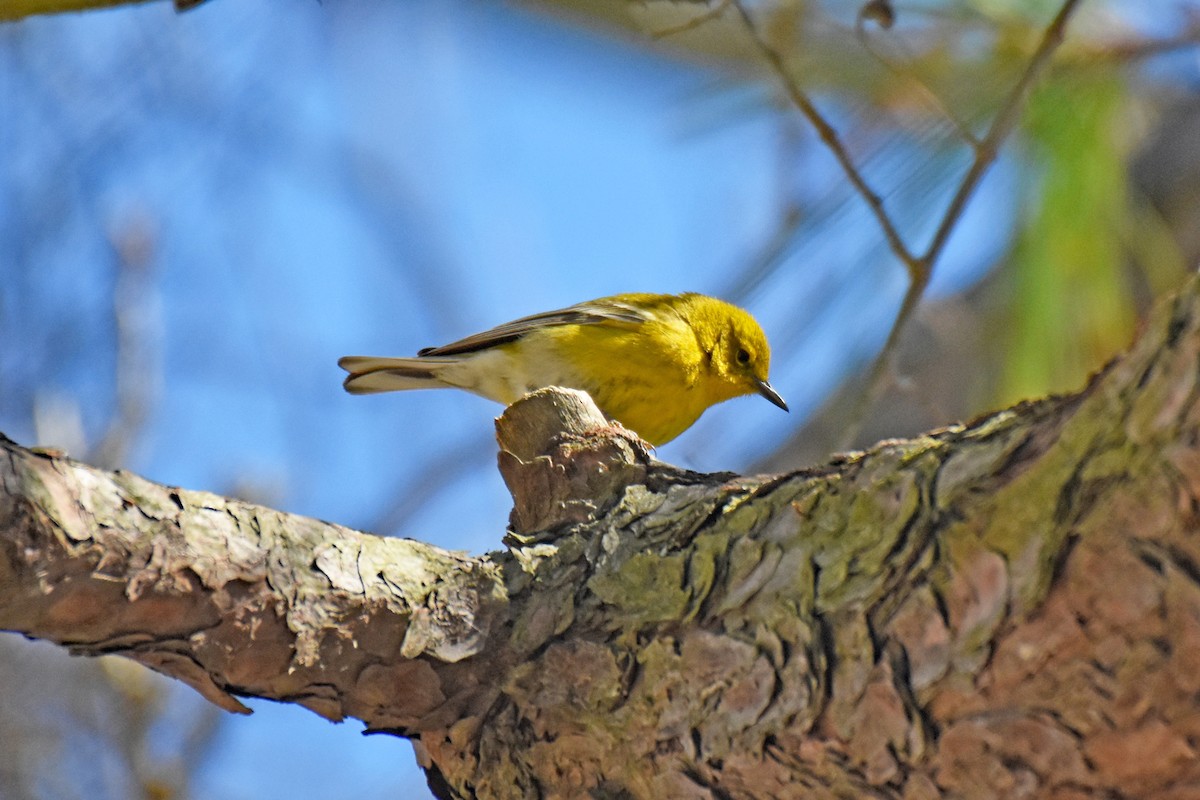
[4,276,1200,799]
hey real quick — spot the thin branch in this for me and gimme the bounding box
[837,269,929,447]
[836,0,1082,449]
[920,0,1083,269]
[653,0,733,39]
[854,12,980,147]
[731,0,918,273]
[731,0,1083,450]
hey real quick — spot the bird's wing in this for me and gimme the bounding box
[416,298,653,357]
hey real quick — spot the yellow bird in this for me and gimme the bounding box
[338,292,787,445]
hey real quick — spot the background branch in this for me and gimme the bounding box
[731,0,915,269]
[732,0,1083,449]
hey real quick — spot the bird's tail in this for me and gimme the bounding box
[338,355,457,395]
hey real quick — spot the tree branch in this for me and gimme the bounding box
[5,274,1200,796]
[0,443,509,724]
[731,0,915,270]
[731,0,1084,448]
[843,0,1081,449]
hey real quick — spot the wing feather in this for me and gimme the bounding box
[416,299,652,357]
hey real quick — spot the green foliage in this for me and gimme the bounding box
[999,71,1182,404]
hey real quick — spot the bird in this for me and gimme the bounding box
[338,292,788,445]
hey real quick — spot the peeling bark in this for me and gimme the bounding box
[4,277,1200,799]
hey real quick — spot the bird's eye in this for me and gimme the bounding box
[736,348,751,365]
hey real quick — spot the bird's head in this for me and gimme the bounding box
[711,306,789,413]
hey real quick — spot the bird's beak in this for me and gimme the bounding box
[755,378,789,412]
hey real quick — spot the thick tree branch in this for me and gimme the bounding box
[5,276,1200,797]
[0,443,509,726]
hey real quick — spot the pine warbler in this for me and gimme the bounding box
[338,292,787,445]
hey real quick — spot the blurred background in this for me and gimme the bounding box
[1,0,1198,797]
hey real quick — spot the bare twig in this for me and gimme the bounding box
[653,0,733,39]
[731,0,1083,450]
[732,0,917,274]
[921,0,1082,269]
[854,10,980,147]
[831,0,1084,447]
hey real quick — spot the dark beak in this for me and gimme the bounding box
[755,378,789,412]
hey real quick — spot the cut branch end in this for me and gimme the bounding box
[495,388,651,536]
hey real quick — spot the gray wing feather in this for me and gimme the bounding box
[416,300,650,357]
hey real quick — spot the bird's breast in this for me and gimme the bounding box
[539,321,713,444]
